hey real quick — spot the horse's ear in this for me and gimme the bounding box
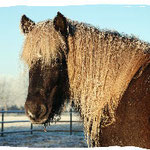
[20,15,35,34]
[53,12,68,37]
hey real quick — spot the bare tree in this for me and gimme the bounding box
[0,76,12,110]
[0,73,28,110]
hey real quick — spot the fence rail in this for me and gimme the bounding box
[0,109,83,137]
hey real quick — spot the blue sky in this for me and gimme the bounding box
[0,5,150,76]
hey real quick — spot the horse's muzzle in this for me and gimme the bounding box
[24,99,49,124]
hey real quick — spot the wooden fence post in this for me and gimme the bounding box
[70,108,72,135]
[31,123,33,134]
[1,109,4,136]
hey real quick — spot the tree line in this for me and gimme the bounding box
[0,73,28,110]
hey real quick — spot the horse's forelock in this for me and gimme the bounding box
[21,20,67,68]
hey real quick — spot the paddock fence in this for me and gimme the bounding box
[0,108,83,137]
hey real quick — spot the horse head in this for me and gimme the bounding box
[20,12,70,124]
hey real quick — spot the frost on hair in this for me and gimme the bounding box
[21,20,67,68]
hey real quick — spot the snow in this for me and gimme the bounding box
[0,131,87,147]
[0,112,147,149]
[0,112,87,148]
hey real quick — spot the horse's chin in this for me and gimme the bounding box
[30,118,48,124]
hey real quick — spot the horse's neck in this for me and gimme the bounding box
[68,27,148,99]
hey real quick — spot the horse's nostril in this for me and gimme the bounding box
[28,110,35,118]
[39,104,47,117]
[27,110,37,120]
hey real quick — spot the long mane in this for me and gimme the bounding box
[67,20,150,145]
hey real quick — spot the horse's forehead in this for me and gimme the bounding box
[26,20,53,36]
[36,20,53,28]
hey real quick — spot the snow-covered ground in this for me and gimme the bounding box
[0,112,88,148]
[0,112,147,149]
[0,130,87,148]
